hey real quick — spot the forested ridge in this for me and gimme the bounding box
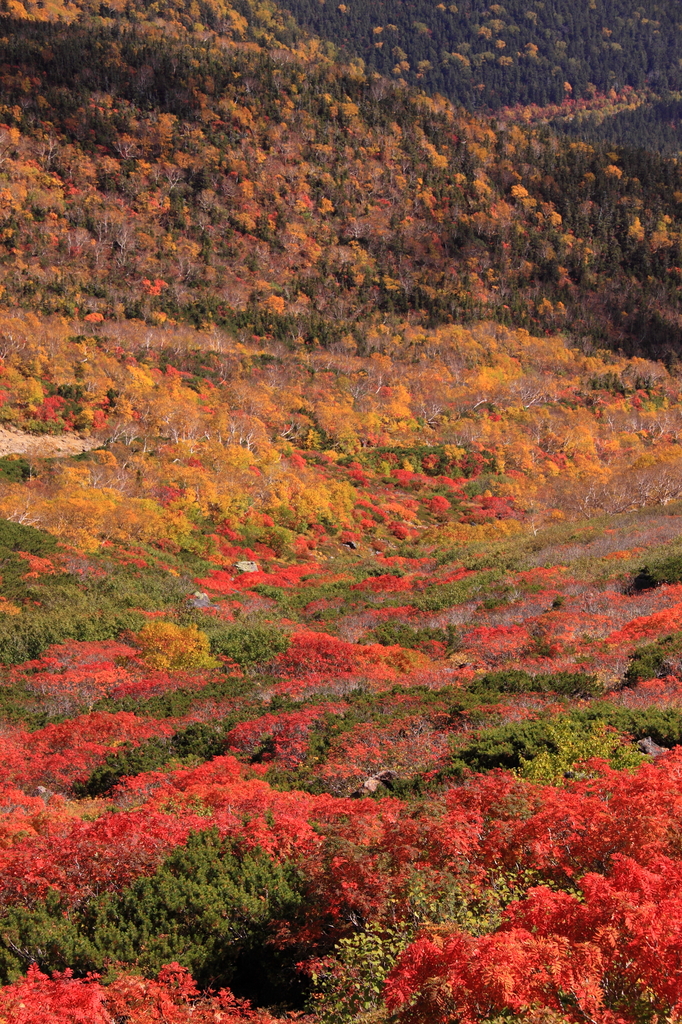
[279,0,682,109]
[0,0,681,1021]
[1,11,682,355]
[272,0,682,156]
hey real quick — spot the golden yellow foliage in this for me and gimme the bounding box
[134,622,218,671]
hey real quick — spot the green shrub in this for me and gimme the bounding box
[93,675,255,719]
[467,669,602,698]
[0,458,31,484]
[0,890,93,984]
[95,567,192,610]
[413,569,503,612]
[451,719,553,773]
[0,830,306,1003]
[624,632,682,684]
[449,704,682,777]
[0,682,62,730]
[633,552,682,589]
[76,735,175,797]
[91,830,304,992]
[584,704,682,748]
[0,519,56,557]
[77,722,227,797]
[368,622,460,654]
[209,623,291,667]
[0,606,145,666]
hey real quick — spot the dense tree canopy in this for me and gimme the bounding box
[281,0,682,110]
[0,12,680,354]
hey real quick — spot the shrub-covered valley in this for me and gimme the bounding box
[1,0,682,1021]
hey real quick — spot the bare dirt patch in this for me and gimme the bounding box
[0,426,97,459]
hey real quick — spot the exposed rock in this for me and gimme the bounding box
[188,591,217,609]
[0,426,98,459]
[350,769,398,798]
[234,560,259,573]
[637,736,670,757]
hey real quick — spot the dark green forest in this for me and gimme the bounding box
[280,0,682,109]
[559,96,682,155]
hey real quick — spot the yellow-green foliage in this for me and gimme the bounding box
[134,621,218,672]
[516,718,645,784]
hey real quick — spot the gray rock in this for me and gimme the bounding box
[637,736,669,757]
[350,769,398,798]
[234,560,259,573]
[188,591,216,609]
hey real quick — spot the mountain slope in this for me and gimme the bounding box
[278,0,682,110]
[0,12,682,356]
[0,5,682,1022]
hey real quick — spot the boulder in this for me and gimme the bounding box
[234,560,259,573]
[188,591,216,609]
[637,736,669,757]
[350,769,398,798]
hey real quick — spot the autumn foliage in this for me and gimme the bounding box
[134,622,217,672]
[0,0,682,1020]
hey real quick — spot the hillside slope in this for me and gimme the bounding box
[0,315,681,1021]
[278,0,682,110]
[0,3,681,1023]
[0,9,681,356]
